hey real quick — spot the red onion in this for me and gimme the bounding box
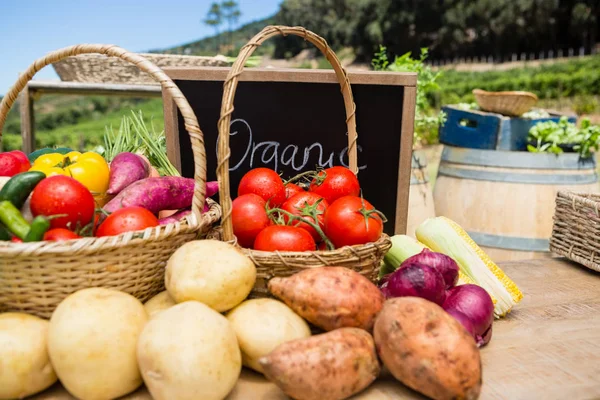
[443,284,494,347]
[381,263,446,306]
[402,249,459,289]
[446,308,476,339]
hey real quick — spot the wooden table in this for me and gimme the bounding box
[33,257,600,400]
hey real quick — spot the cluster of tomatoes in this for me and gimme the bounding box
[231,166,385,252]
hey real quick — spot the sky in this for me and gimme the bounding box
[0,0,282,95]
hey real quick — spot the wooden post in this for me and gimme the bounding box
[19,87,35,154]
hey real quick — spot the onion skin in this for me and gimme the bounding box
[443,284,494,347]
[402,249,459,289]
[445,308,477,341]
[381,263,446,306]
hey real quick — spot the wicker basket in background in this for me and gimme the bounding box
[0,45,221,318]
[550,191,600,272]
[473,88,538,117]
[216,26,392,297]
[52,53,229,85]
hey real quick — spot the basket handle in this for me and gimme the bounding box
[217,25,359,242]
[0,44,208,222]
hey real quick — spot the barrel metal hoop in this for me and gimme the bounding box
[442,146,596,170]
[468,231,550,252]
[438,165,598,185]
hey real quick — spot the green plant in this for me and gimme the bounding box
[527,116,600,158]
[101,110,179,176]
[573,95,599,115]
[372,46,446,147]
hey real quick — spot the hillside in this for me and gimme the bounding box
[151,16,277,57]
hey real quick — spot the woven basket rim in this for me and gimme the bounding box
[245,233,391,258]
[472,88,539,100]
[0,200,220,255]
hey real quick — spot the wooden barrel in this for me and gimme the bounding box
[434,146,599,261]
[406,152,436,237]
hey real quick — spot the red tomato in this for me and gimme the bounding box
[324,196,384,248]
[317,241,327,251]
[96,206,158,237]
[0,153,22,177]
[43,228,82,241]
[309,166,360,204]
[284,182,304,199]
[10,236,23,243]
[281,192,329,242]
[30,175,95,229]
[238,168,286,207]
[253,225,316,252]
[8,150,31,172]
[231,193,271,248]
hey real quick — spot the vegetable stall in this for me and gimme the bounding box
[1,26,600,400]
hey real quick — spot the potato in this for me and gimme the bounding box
[165,240,256,312]
[373,297,482,400]
[226,298,311,373]
[137,301,241,400]
[260,327,380,400]
[0,313,57,399]
[144,290,176,319]
[48,288,148,400]
[268,266,384,331]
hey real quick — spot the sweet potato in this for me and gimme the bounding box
[268,267,384,332]
[259,328,380,400]
[107,152,150,195]
[104,177,194,215]
[158,208,191,225]
[373,297,482,400]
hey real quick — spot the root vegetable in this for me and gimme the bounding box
[0,313,57,399]
[444,284,495,347]
[144,291,176,319]
[107,152,150,195]
[373,297,482,400]
[48,288,148,400]
[158,208,191,225]
[380,263,446,305]
[165,240,256,312]
[104,177,194,215]
[226,298,311,373]
[268,266,384,332]
[259,328,380,400]
[137,301,241,400]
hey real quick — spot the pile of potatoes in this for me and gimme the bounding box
[0,239,483,400]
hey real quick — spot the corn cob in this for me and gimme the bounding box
[416,216,523,318]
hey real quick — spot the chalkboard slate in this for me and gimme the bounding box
[163,68,416,235]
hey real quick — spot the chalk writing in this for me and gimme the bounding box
[218,119,367,172]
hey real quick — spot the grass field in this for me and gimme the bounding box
[2,98,165,152]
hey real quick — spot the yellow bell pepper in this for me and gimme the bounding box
[30,151,110,194]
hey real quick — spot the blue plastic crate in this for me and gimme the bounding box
[439,105,577,151]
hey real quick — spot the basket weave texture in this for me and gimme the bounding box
[215,26,392,297]
[52,53,229,85]
[550,191,600,272]
[0,44,220,318]
[473,88,538,117]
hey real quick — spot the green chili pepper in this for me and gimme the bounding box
[24,216,51,242]
[0,223,10,241]
[0,200,31,240]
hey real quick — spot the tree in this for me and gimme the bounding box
[203,2,223,53]
[221,0,242,49]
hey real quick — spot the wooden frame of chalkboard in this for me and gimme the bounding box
[161,67,417,235]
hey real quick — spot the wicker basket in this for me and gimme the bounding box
[216,26,392,297]
[52,53,229,85]
[473,88,538,117]
[0,45,221,318]
[550,191,600,272]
